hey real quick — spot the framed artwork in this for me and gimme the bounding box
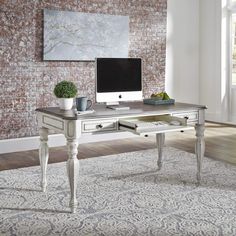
[43,9,129,61]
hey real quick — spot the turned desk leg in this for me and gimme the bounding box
[66,139,79,213]
[156,133,165,170]
[195,124,205,184]
[39,127,49,192]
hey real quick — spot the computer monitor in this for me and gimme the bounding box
[96,58,142,109]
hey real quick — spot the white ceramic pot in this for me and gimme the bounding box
[59,98,74,110]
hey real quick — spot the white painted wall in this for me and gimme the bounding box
[166,0,230,122]
[199,0,229,122]
[165,0,200,104]
[231,89,236,121]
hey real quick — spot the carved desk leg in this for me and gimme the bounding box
[39,127,49,192]
[156,133,165,170]
[195,124,205,184]
[66,139,79,213]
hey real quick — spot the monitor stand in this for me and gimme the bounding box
[106,102,130,111]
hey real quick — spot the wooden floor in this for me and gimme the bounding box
[0,122,236,171]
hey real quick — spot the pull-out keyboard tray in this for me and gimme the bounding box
[119,115,194,136]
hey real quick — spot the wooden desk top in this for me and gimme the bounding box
[36,102,207,120]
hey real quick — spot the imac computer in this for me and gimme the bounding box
[96,58,142,110]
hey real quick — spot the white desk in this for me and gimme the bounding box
[36,102,206,213]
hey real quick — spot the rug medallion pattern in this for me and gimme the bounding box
[0,147,236,235]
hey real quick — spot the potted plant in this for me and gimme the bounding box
[54,80,78,110]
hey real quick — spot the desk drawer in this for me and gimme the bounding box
[82,119,117,133]
[119,115,193,137]
[173,111,198,123]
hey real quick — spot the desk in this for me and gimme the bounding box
[36,102,206,213]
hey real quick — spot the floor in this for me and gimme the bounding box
[0,122,236,171]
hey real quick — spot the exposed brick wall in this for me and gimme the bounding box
[0,0,167,139]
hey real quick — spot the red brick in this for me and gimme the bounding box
[0,0,167,139]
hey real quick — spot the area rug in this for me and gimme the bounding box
[0,147,236,236]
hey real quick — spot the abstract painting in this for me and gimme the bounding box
[43,9,129,61]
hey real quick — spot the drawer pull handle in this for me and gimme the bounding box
[97,124,103,129]
[184,116,189,120]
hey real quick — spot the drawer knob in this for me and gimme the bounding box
[97,124,103,129]
[184,116,189,120]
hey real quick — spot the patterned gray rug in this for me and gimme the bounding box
[0,147,236,236]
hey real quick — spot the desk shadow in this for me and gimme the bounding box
[108,170,196,187]
[0,206,70,214]
[0,187,41,192]
[108,169,236,192]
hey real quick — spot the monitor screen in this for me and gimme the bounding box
[96,58,142,93]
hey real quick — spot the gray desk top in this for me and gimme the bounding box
[36,102,207,120]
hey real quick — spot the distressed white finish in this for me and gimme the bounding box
[36,102,206,213]
[64,120,81,213]
[37,113,81,213]
[39,127,49,192]
[195,108,205,183]
[156,133,165,170]
[195,124,205,183]
[66,139,79,213]
[119,114,193,136]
